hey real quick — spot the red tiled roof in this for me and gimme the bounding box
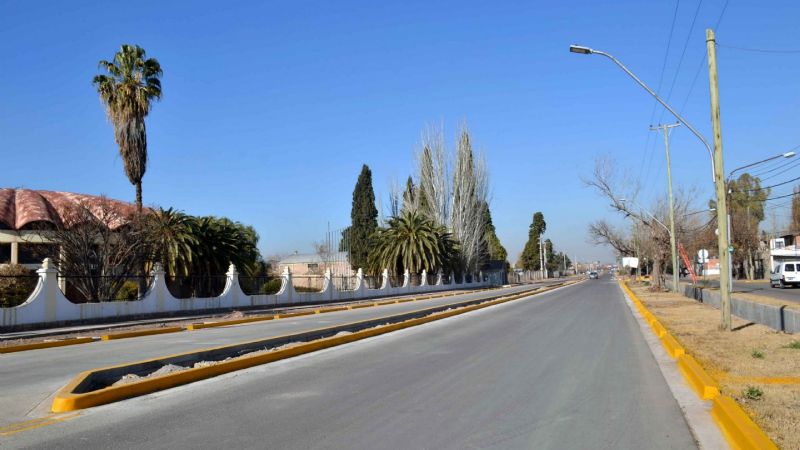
[0,188,138,230]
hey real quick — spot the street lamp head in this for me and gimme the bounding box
[783,151,796,158]
[569,45,593,55]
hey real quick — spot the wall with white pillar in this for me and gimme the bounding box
[1,259,490,330]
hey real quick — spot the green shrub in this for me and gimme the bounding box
[259,279,282,295]
[751,349,765,359]
[784,341,800,350]
[742,386,763,401]
[115,281,140,301]
[0,264,38,308]
[294,286,321,293]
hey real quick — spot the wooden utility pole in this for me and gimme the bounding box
[707,28,732,331]
[650,123,681,293]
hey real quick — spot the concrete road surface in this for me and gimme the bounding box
[698,278,800,303]
[0,284,546,428]
[4,275,697,449]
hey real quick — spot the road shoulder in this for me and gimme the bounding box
[617,280,728,450]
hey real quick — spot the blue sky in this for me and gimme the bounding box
[2,0,799,264]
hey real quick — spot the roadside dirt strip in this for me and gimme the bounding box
[51,281,577,413]
[620,281,778,450]
[0,288,496,354]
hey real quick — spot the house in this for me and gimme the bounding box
[0,188,137,270]
[769,233,800,271]
[278,251,353,290]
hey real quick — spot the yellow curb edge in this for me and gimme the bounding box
[620,280,777,450]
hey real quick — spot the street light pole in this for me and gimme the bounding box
[651,123,681,293]
[570,33,733,330]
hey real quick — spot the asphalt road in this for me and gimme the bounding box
[5,276,697,449]
[0,283,551,428]
[698,277,800,303]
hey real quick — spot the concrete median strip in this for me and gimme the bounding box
[0,337,96,354]
[620,281,778,450]
[101,327,184,341]
[51,282,574,413]
[1,288,496,352]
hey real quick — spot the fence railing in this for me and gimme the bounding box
[166,275,228,299]
[0,270,491,306]
[238,275,282,296]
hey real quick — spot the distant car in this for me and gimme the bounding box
[770,261,800,288]
[588,271,599,279]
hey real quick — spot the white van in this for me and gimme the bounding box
[770,261,800,288]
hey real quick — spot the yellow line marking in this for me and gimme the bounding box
[0,413,79,437]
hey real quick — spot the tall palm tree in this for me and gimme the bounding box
[369,210,455,276]
[93,44,162,212]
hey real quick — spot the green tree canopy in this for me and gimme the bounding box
[482,202,507,263]
[349,165,378,271]
[368,210,455,275]
[519,212,546,270]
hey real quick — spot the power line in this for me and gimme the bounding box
[638,1,682,197]
[717,43,800,54]
[676,0,729,115]
[658,0,704,124]
[746,175,800,193]
[758,158,800,182]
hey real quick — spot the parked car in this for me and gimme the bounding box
[588,271,599,279]
[770,261,800,288]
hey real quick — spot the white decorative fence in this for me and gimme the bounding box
[1,259,490,330]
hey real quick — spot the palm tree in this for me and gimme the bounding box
[147,208,197,277]
[368,210,455,276]
[93,44,163,212]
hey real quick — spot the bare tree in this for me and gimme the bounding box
[451,125,489,272]
[588,220,634,256]
[417,124,450,227]
[584,157,707,289]
[41,198,152,302]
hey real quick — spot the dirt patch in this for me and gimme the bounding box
[219,310,246,320]
[630,282,800,450]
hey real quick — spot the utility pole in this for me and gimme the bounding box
[650,122,681,293]
[707,28,732,331]
[543,239,549,278]
[540,238,546,279]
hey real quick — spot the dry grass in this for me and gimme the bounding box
[630,283,800,450]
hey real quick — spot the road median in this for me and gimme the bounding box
[52,281,576,412]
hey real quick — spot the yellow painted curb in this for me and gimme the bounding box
[101,327,184,341]
[187,315,274,330]
[51,284,572,412]
[711,396,778,450]
[650,319,667,338]
[0,337,95,354]
[678,354,720,399]
[273,311,316,319]
[621,281,779,450]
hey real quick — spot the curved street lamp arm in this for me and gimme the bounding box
[590,49,716,181]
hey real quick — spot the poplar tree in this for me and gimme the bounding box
[349,165,378,271]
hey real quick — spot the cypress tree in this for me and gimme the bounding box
[519,212,546,270]
[349,165,378,271]
[482,202,507,263]
[401,176,416,214]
